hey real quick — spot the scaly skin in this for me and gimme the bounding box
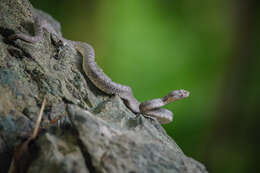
[74,42,141,113]
[8,16,190,124]
[139,90,189,124]
[75,42,190,124]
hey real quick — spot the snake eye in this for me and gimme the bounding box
[180,89,190,98]
[169,89,190,99]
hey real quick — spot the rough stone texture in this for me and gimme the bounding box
[0,0,208,173]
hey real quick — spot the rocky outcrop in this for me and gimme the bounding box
[0,0,207,172]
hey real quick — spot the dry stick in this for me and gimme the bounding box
[31,96,46,139]
[9,96,47,173]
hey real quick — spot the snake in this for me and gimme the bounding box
[8,16,190,124]
[75,42,189,124]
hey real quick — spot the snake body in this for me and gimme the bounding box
[75,42,189,124]
[75,42,141,114]
[139,90,189,123]
[9,16,190,124]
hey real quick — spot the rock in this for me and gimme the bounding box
[27,132,89,173]
[0,0,207,172]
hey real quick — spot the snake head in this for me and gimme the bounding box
[163,89,190,103]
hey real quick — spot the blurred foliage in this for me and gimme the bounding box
[30,0,260,172]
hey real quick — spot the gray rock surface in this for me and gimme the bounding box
[0,0,208,172]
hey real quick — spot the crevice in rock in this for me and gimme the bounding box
[0,146,13,173]
[75,131,97,173]
[0,27,15,40]
[7,42,33,60]
[7,47,27,60]
[11,138,40,173]
[0,27,33,60]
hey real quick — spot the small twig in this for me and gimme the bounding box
[9,96,47,173]
[32,96,46,139]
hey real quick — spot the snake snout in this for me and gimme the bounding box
[179,89,190,98]
[171,89,190,99]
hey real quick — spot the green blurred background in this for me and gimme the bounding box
[30,0,260,172]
